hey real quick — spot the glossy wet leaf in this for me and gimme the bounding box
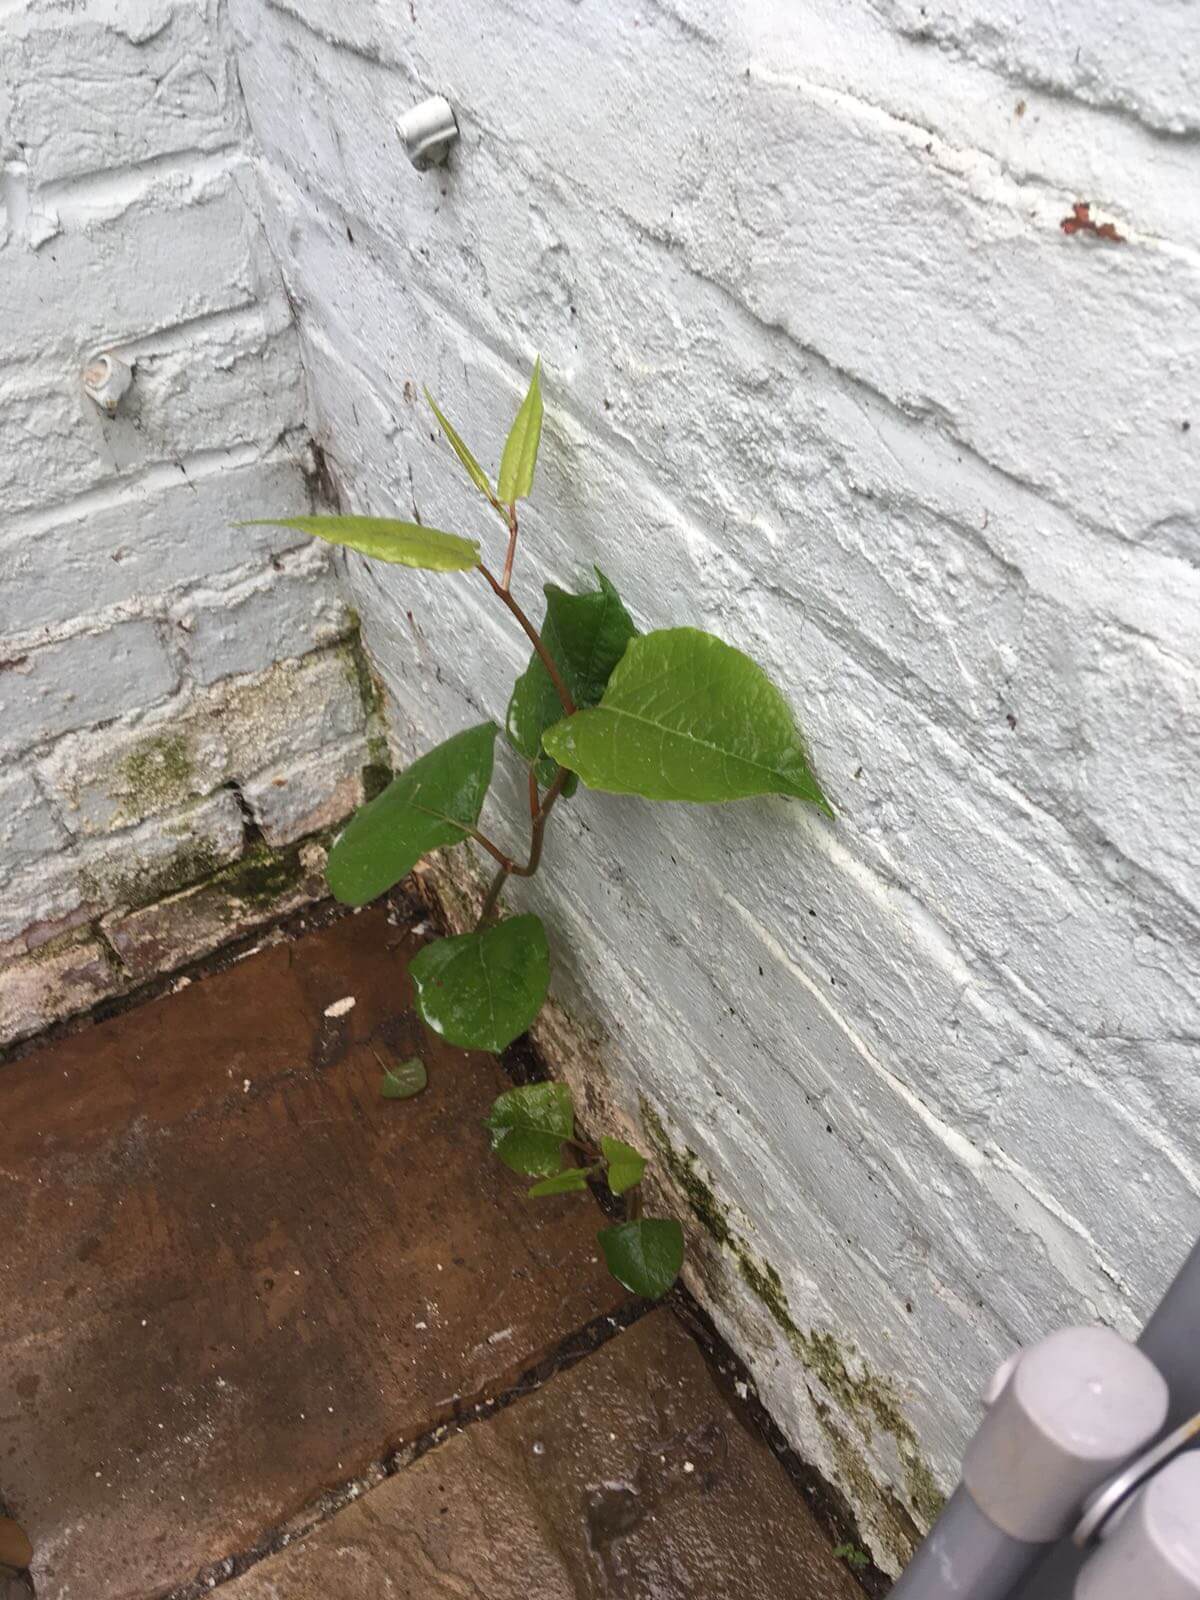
[411,914,550,1054]
[527,1166,591,1198]
[239,514,479,570]
[544,627,831,812]
[326,723,496,906]
[597,1218,684,1299]
[425,390,494,503]
[484,1081,574,1176]
[380,1057,427,1099]
[601,1137,646,1196]
[497,357,543,501]
[507,568,637,790]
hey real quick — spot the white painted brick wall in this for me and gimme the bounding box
[0,0,367,1043]
[230,0,1200,1565]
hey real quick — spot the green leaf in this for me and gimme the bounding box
[600,1137,646,1196]
[527,1166,591,1197]
[411,914,550,1054]
[597,1219,684,1299]
[543,627,831,812]
[506,568,637,790]
[425,390,495,503]
[326,723,496,906]
[381,1057,428,1099]
[238,515,479,570]
[484,1082,574,1176]
[496,357,544,501]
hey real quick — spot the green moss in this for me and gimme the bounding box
[116,733,195,819]
[82,836,225,911]
[642,1098,944,1555]
[210,842,307,906]
[639,1097,733,1247]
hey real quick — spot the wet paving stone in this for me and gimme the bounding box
[0,908,623,1600]
[221,1308,863,1600]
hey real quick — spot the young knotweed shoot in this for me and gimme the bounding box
[244,361,831,1302]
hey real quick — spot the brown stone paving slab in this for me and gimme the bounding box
[0,908,624,1600]
[221,1308,863,1600]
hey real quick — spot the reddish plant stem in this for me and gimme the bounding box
[477,767,569,925]
[477,564,576,717]
[501,502,520,590]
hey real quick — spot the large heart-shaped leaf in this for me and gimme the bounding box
[507,568,637,791]
[597,1219,684,1299]
[410,914,550,1053]
[326,723,495,906]
[484,1082,574,1176]
[497,358,543,502]
[240,515,479,570]
[543,627,831,811]
[425,390,495,504]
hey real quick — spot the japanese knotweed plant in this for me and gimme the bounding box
[248,361,831,1301]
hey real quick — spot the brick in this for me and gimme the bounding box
[0,768,64,882]
[0,456,310,638]
[241,735,368,846]
[0,319,302,524]
[8,0,242,187]
[0,790,244,950]
[39,648,367,837]
[100,837,329,979]
[0,165,274,364]
[0,620,178,758]
[0,928,123,1049]
[171,543,350,687]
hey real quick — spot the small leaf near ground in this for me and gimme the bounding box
[497,358,544,502]
[600,1137,646,1196]
[484,1082,575,1176]
[327,723,496,907]
[411,914,551,1054]
[238,515,479,570]
[425,390,495,503]
[543,626,831,813]
[833,1546,871,1570]
[527,1166,591,1197]
[380,1058,427,1099]
[597,1218,684,1299]
[507,567,637,791]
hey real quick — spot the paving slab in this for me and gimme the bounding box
[0,908,623,1600]
[220,1308,862,1600]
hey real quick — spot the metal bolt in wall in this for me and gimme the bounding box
[397,96,459,170]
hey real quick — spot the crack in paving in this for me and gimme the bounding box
[160,1298,655,1599]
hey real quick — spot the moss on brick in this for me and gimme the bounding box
[642,1097,944,1556]
[115,733,196,820]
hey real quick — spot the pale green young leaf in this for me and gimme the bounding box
[239,515,479,570]
[484,1082,575,1176]
[380,1058,428,1099]
[527,1166,591,1198]
[496,357,544,502]
[411,915,550,1055]
[597,1218,684,1299]
[506,568,636,791]
[543,627,832,812]
[326,723,496,906]
[425,390,495,503]
[600,1137,646,1196]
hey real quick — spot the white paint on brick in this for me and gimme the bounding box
[231,0,1200,1563]
[0,0,356,998]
